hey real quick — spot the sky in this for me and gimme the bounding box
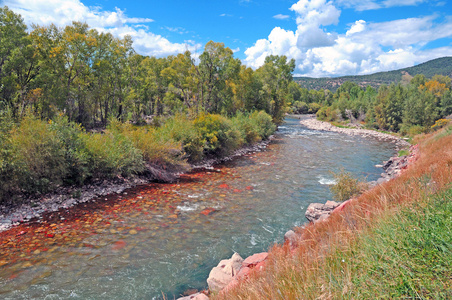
[3,0,452,77]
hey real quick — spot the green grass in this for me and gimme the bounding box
[398,149,410,157]
[333,187,452,299]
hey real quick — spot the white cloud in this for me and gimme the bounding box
[382,0,426,8]
[273,14,290,20]
[5,0,201,58]
[245,0,452,77]
[336,0,429,11]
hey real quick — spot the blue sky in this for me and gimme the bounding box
[4,0,452,77]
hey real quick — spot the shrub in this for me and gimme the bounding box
[249,110,276,140]
[157,114,205,162]
[330,170,367,202]
[431,118,450,131]
[194,113,244,156]
[4,116,67,195]
[82,123,144,178]
[232,112,261,145]
[48,115,91,185]
[308,102,321,114]
[108,119,187,168]
[317,106,339,122]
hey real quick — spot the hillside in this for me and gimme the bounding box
[294,56,452,91]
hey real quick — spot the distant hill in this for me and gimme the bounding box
[294,57,452,91]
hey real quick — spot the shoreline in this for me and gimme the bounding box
[0,138,273,232]
[190,116,417,299]
[299,115,410,149]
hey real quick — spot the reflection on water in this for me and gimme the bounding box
[0,117,397,299]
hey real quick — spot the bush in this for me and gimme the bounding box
[157,114,205,162]
[3,116,67,195]
[431,118,450,131]
[308,102,321,114]
[249,110,276,140]
[82,124,144,178]
[330,170,367,202]
[194,113,244,156]
[317,106,339,122]
[48,115,91,185]
[108,118,187,168]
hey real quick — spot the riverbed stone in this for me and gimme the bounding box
[207,253,243,293]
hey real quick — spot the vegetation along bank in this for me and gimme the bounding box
[0,5,295,227]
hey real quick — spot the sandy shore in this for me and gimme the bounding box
[299,116,410,149]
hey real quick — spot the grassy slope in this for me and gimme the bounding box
[213,124,452,299]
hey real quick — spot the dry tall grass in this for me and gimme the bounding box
[213,124,452,299]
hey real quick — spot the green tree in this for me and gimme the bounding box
[256,55,295,125]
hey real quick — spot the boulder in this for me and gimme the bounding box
[284,230,299,247]
[177,292,209,300]
[242,252,268,268]
[207,253,243,293]
[305,201,340,222]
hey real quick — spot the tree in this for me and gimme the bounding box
[198,41,241,114]
[0,6,38,119]
[256,55,295,125]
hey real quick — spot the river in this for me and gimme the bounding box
[0,117,397,299]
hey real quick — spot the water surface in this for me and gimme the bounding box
[0,117,397,299]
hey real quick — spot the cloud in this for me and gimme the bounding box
[273,14,290,20]
[336,0,429,11]
[5,0,201,57]
[245,0,452,77]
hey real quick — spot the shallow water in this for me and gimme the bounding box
[0,117,397,299]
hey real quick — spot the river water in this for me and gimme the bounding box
[0,117,397,299]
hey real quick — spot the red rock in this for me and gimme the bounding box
[46,233,55,238]
[245,186,254,190]
[242,252,268,268]
[236,266,250,279]
[112,240,127,250]
[334,199,351,212]
[200,208,216,216]
[255,260,266,271]
[233,189,242,193]
[219,184,230,189]
[223,278,239,292]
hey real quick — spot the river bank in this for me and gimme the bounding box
[0,139,272,232]
[178,117,417,299]
[210,122,452,299]
[0,117,399,299]
[299,115,410,149]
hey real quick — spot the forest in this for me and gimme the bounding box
[1,4,451,202]
[289,74,452,135]
[0,6,294,201]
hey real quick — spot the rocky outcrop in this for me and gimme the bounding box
[204,251,269,296]
[305,201,341,222]
[207,253,243,293]
[380,144,419,181]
